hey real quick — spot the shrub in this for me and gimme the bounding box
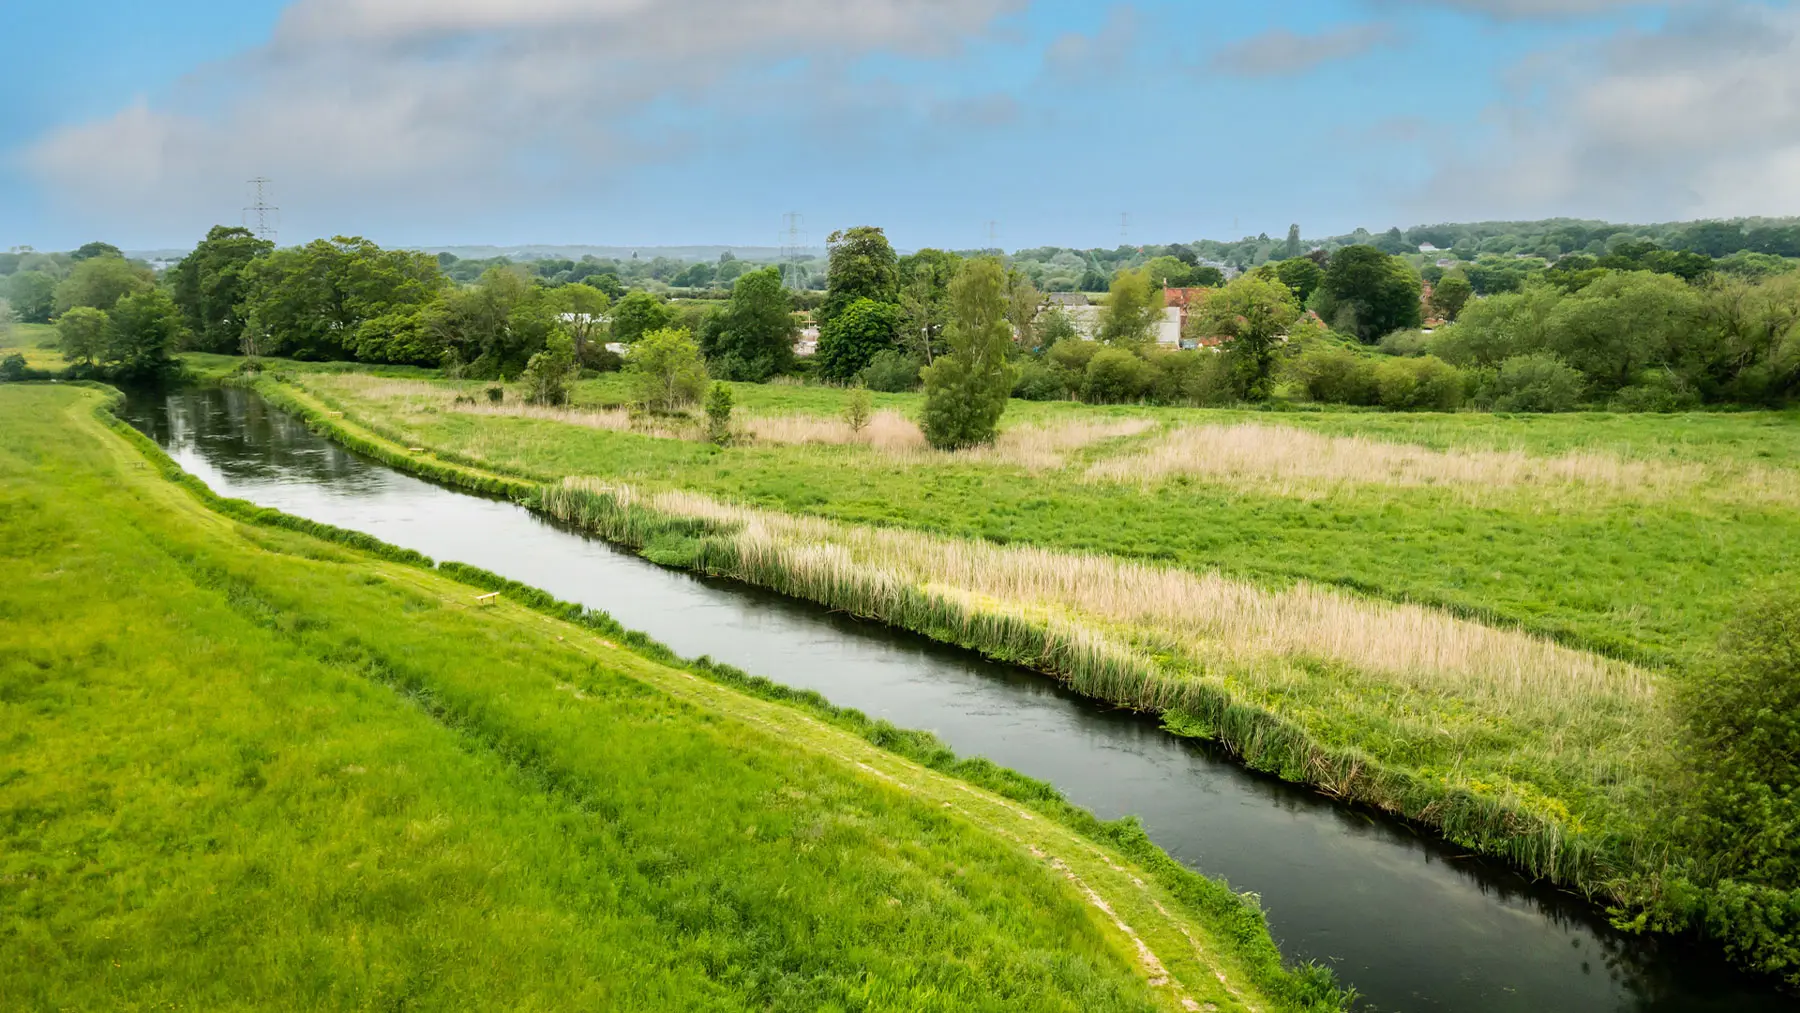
[1489,353,1584,413]
[519,333,577,406]
[1011,360,1067,401]
[1375,355,1464,411]
[858,349,922,392]
[1146,348,1235,406]
[844,388,873,431]
[1378,329,1430,357]
[486,385,505,404]
[704,382,734,445]
[1292,347,1379,405]
[1607,371,1700,413]
[626,327,709,413]
[0,353,26,382]
[1047,338,1099,392]
[1082,347,1155,404]
[1673,586,1800,975]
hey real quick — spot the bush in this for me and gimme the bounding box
[1375,355,1464,411]
[704,382,734,445]
[1047,339,1100,392]
[1673,586,1800,974]
[1489,353,1584,413]
[0,353,27,382]
[579,343,623,373]
[626,327,709,413]
[1607,371,1700,413]
[1011,360,1068,401]
[844,388,873,432]
[1292,347,1379,405]
[1146,348,1235,406]
[519,333,577,406]
[485,385,505,404]
[1378,329,1430,357]
[1081,347,1155,404]
[857,349,922,393]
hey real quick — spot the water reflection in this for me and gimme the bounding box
[119,386,1789,1013]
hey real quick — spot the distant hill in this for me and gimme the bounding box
[410,244,818,263]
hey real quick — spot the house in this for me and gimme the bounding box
[793,325,819,358]
[1161,287,1214,334]
[1061,305,1183,348]
[1045,292,1089,308]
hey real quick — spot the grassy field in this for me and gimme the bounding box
[0,383,1339,1012]
[235,362,1798,909]
[1,324,64,371]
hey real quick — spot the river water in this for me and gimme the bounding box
[120,386,1792,1013]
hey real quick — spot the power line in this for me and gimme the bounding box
[1119,212,1130,247]
[985,220,1000,253]
[243,177,280,244]
[780,211,807,291]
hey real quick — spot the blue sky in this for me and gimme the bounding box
[5,0,1797,252]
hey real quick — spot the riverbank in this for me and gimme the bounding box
[0,383,1343,1012]
[240,373,1670,904]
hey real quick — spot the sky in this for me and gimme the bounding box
[5,0,1799,253]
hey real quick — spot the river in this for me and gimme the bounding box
[119,385,1791,1013]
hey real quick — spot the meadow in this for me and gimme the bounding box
[0,383,1340,1012]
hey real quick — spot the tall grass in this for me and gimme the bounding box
[1088,422,1800,506]
[535,477,1669,898]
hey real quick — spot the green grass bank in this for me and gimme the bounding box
[0,383,1344,1012]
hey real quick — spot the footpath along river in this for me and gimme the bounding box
[122,385,1792,1013]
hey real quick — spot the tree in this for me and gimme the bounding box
[1141,256,1194,288]
[1430,272,1474,321]
[703,267,795,381]
[56,306,111,365]
[897,249,960,364]
[1284,224,1302,260]
[7,272,56,323]
[919,258,1018,450]
[53,255,152,314]
[1315,245,1422,343]
[168,225,273,352]
[0,299,13,343]
[1192,273,1301,400]
[518,331,578,406]
[243,236,444,361]
[1099,268,1164,348]
[1374,227,1414,256]
[611,291,673,345]
[552,282,611,363]
[704,382,734,445]
[625,328,709,413]
[1545,270,1701,392]
[816,297,903,382]
[1271,257,1325,305]
[844,388,873,432]
[1081,347,1156,404]
[71,241,123,262]
[425,267,556,376]
[821,226,899,326]
[105,289,183,379]
[1005,269,1042,351]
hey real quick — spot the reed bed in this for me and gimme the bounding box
[1086,422,1800,507]
[745,412,1154,469]
[536,476,1670,892]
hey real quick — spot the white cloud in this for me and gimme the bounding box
[18,0,1026,235]
[1418,3,1800,220]
[1208,23,1399,77]
[1044,5,1141,81]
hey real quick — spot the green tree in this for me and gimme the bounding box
[1284,224,1302,260]
[704,267,795,381]
[551,282,612,363]
[518,331,578,406]
[611,290,673,345]
[1488,353,1585,412]
[816,297,902,382]
[625,328,709,413]
[53,255,152,314]
[844,388,873,432]
[56,306,111,365]
[1099,268,1164,348]
[7,271,57,323]
[1430,272,1474,321]
[1431,283,1561,367]
[105,289,183,379]
[1271,257,1325,305]
[426,268,555,376]
[1315,245,1423,343]
[70,241,123,262]
[244,236,444,361]
[821,226,899,327]
[1141,256,1194,288]
[919,258,1018,450]
[1081,347,1156,404]
[704,382,735,445]
[1545,270,1702,392]
[1192,273,1301,401]
[897,248,960,364]
[1005,269,1042,351]
[168,225,274,352]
